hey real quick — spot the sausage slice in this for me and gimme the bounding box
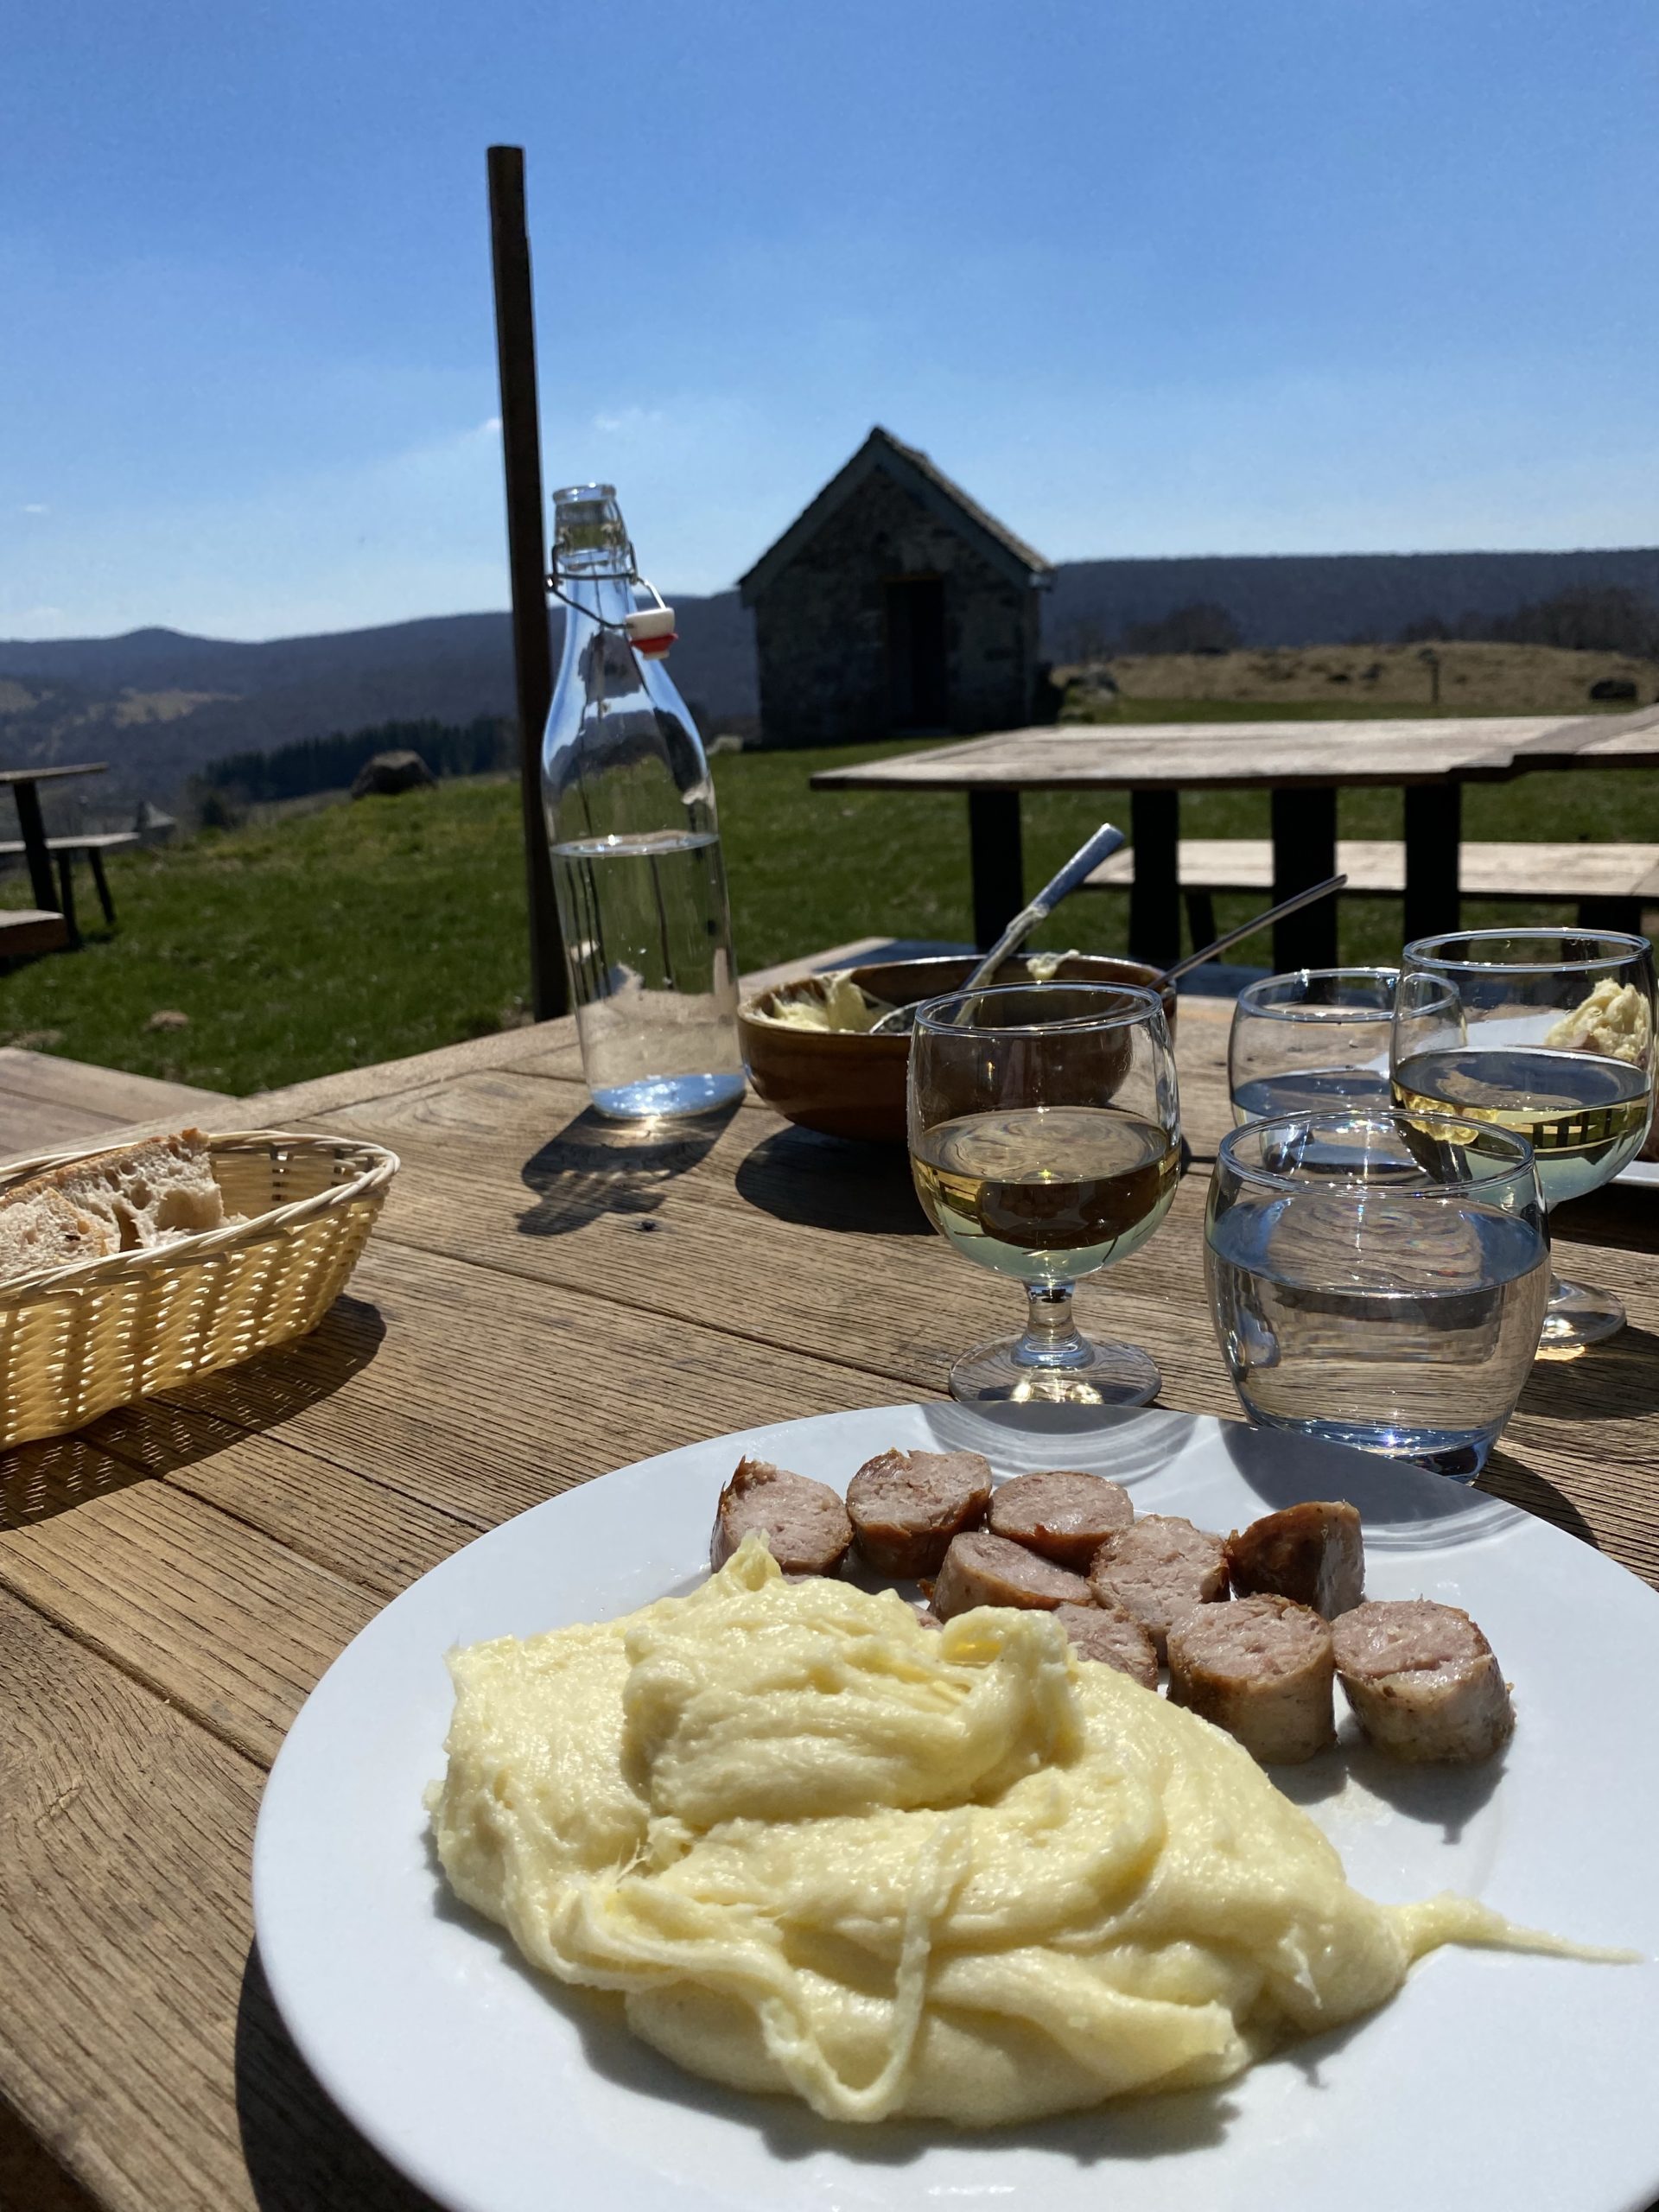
[1332,1599,1514,1764]
[1088,1515,1229,1661]
[1053,1600,1158,1688]
[988,1470,1134,1568]
[1225,1500,1365,1618]
[1166,1595,1336,1764]
[931,1531,1090,1621]
[709,1457,852,1577]
[847,1447,993,1577]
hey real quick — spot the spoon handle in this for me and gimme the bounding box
[1158,874,1348,987]
[963,820,1128,991]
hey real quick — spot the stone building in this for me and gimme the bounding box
[738,427,1052,747]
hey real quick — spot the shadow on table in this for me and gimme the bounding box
[0,1295,386,1531]
[1477,1447,1602,1550]
[734,1125,931,1235]
[518,1099,741,1236]
[1514,1323,1659,1421]
[236,1946,442,2212]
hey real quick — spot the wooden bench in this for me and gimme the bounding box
[0,909,71,962]
[0,830,138,944]
[1085,839,1659,950]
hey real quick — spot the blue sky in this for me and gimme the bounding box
[3,0,1656,641]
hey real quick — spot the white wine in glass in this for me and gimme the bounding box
[1393,930,1656,1357]
[908,982,1181,1405]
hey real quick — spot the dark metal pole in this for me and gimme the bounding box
[487,145,567,1020]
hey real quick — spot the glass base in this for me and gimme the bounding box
[1537,1274,1626,1361]
[948,1335,1161,1408]
[588,1070,746,1121]
[1236,1409,1492,1482]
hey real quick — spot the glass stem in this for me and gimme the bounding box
[1014,1282,1091,1369]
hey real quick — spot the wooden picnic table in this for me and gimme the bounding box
[0,762,108,919]
[810,708,1659,969]
[3,980,1657,2211]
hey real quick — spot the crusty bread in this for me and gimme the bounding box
[0,1185,118,1281]
[3,1129,226,1257]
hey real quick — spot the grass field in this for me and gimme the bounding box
[3,702,1656,1096]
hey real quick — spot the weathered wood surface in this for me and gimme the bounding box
[810,706,1659,793]
[0,765,109,788]
[1084,838,1659,901]
[1,979,1656,2211]
[0,1049,230,1166]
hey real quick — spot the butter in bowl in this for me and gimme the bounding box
[740,953,1178,1144]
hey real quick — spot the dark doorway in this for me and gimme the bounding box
[884,575,949,729]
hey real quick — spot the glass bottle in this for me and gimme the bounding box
[543,484,745,1119]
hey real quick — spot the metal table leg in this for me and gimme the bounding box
[1269,786,1338,969]
[1402,782,1462,948]
[1128,791,1181,969]
[967,791,1024,950]
[10,780,58,913]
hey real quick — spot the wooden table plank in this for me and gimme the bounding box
[0,1585,434,2212]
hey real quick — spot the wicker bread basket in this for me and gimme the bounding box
[0,1129,398,1450]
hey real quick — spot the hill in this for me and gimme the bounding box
[3,542,1658,811]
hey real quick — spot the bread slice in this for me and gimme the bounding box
[9,1129,227,1255]
[0,1185,118,1281]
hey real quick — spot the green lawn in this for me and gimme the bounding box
[3,704,1656,1096]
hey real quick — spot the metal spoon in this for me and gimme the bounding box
[869,820,1128,1034]
[1157,873,1348,987]
[870,865,1350,1034]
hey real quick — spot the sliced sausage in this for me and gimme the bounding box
[987,1470,1134,1569]
[1225,1499,1365,1618]
[1166,1595,1336,1764]
[1332,1599,1514,1764]
[1088,1515,1229,1662]
[1053,1600,1158,1689]
[846,1447,993,1577]
[709,1457,852,1577]
[931,1531,1090,1621]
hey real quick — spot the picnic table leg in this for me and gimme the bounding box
[1269,786,1338,969]
[54,852,80,948]
[1128,791,1182,969]
[1402,783,1461,948]
[967,791,1024,950]
[10,779,57,913]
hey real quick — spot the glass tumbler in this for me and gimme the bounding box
[1229,967,1399,1123]
[1394,928,1656,1357]
[1206,1109,1549,1479]
[908,982,1181,1406]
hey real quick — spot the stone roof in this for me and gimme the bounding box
[739,427,1053,604]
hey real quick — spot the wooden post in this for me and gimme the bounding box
[1128,791,1182,969]
[967,791,1024,950]
[1269,787,1339,969]
[487,145,568,1021]
[1402,782,1461,948]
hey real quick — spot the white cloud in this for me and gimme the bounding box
[593,407,666,435]
[20,503,48,516]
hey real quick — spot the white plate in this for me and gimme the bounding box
[254,1405,1659,2212]
[1617,1157,1659,1188]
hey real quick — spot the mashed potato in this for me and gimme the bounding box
[1544,977,1652,1065]
[429,1537,1578,2126]
[751,974,892,1033]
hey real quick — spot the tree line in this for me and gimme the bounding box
[194,715,514,808]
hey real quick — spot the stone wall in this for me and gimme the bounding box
[751,468,1040,747]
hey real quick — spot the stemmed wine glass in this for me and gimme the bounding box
[1392,928,1656,1357]
[907,982,1181,1405]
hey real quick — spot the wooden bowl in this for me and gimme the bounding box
[739,954,1178,1145]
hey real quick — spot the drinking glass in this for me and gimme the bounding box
[1394,929,1656,1357]
[1206,1109,1549,1479]
[1229,968,1399,1123]
[908,982,1181,1406]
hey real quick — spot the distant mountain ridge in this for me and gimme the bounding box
[3,543,1657,809]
